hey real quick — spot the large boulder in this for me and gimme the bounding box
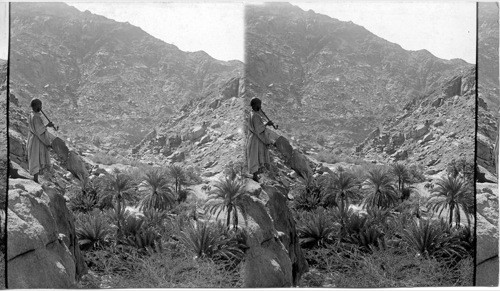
[240,182,308,287]
[66,151,89,182]
[191,126,206,141]
[220,77,240,100]
[412,123,429,139]
[169,150,185,162]
[476,182,499,286]
[8,130,27,168]
[7,179,86,288]
[51,137,70,162]
[263,185,308,285]
[240,194,293,287]
[274,135,312,180]
[168,135,182,148]
[390,132,405,147]
[443,75,462,97]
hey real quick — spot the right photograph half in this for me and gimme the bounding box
[476,1,499,287]
[243,2,488,287]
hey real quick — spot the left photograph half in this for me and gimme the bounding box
[7,2,244,288]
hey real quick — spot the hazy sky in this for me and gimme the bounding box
[0,1,479,64]
[0,3,7,60]
[294,1,476,63]
[70,2,244,62]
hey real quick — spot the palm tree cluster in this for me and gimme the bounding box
[73,165,193,248]
[294,160,474,286]
[72,162,252,287]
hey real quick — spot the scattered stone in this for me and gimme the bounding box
[425,168,440,175]
[169,150,185,162]
[191,126,206,141]
[199,135,211,145]
[413,124,429,139]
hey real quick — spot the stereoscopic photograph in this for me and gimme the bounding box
[2,0,499,289]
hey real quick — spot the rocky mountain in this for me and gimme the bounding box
[9,2,243,149]
[477,2,499,176]
[0,59,6,289]
[476,2,498,287]
[356,67,476,172]
[0,59,6,156]
[245,3,473,150]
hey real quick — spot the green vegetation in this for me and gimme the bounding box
[72,155,473,288]
[204,177,247,229]
[139,168,176,211]
[292,160,474,287]
[74,165,248,288]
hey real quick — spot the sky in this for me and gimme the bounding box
[293,1,476,63]
[0,1,479,64]
[0,2,7,60]
[70,2,245,62]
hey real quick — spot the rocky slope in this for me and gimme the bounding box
[245,3,472,150]
[476,2,498,287]
[131,76,245,178]
[477,2,499,176]
[356,67,476,173]
[0,58,6,289]
[9,2,242,149]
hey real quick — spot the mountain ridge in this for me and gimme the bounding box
[9,2,243,151]
[245,3,472,150]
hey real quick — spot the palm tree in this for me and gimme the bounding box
[390,163,411,199]
[427,175,473,227]
[169,165,187,194]
[205,176,247,229]
[297,209,336,249]
[362,167,399,209]
[446,158,474,186]
[102,170,135,239]
[323,170,360,224]
[139,168,176,211]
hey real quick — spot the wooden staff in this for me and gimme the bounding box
[260,109,278,130]
[41,109,59,131]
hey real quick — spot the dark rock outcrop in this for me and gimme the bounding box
[476,3,499,286]
[241,181,308,287]
[7,179,86,288]
[263,185,308,285]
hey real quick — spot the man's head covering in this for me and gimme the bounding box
[250,97,261,107]
[30,98,42,109]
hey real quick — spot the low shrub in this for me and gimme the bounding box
[302,243,473,287]
[75,210,113,251]
[297,209,337,249]
[292,178,327,211]
[98,247,241,288]
[178,221,245,266]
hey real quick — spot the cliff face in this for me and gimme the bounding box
[477,2,499,176]
[476,2,499,287]
[9,2,242,148]
[356,67,476,172]
[245,3,472,149]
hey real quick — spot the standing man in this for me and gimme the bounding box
[247,97,274,182]
[27,98,54,183]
